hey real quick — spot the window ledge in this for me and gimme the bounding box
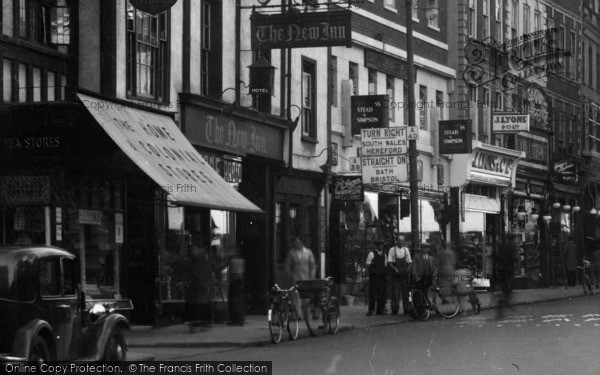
[428,25,440,31]
[301,135,318,144]
[384,5,397,13]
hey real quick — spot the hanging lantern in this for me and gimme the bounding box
[529,208,539,222]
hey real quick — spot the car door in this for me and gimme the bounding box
[39,256,79,360]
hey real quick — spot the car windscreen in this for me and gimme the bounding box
[0,252,37,302]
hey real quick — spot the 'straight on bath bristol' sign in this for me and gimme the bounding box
[250,10,352,49]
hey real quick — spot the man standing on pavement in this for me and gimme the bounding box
[284,237,316,314]
[387,235,412,315]
[410,243,437,297]
[366,240,388,315]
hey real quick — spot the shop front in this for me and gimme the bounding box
[74,92,263,325]
[179,93,292,313]
[449,141,524,288]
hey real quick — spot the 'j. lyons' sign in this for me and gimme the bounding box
[130,0,178,15]
[250,10,352,50]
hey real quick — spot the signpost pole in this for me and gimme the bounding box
[406,0,420,251]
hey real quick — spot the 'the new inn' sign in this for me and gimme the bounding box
[251,10,352,50]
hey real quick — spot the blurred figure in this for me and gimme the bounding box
[366,240,388,315]
[387,235,412,315]
[187,245,213,326]
[227,249,246,326]
[284,237,316,313]
[592,248,600,287]
[494,239,515,319]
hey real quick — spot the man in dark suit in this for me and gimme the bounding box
[410,243,437,297]
[366,240,388,315]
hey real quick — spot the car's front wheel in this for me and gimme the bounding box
[29,336,50,362]
[103,328,127,361]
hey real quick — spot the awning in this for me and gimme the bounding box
[77,93,262,213]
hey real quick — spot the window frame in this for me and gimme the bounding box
[301,57,317,141]
[387,75,395,122]
[349,62,358,96]
[368,69,377,95]
[126,1,170,103]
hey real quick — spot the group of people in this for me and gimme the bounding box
[365,235,437,316]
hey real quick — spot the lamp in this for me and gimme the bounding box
[516,206,527,221]
[572,202,581,212]
[289,207,297,219]
[552,200,561,209]
[529,208,539,222]
[562,203,571,211]
[542,214,552,225]
[591,207,598,215]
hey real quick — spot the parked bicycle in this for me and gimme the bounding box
[459,272,482,315]
[296,277,340,336]
[268,284,299,344]
[578,259,596,296]
[409,279,461,321]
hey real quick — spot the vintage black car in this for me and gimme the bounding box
[0,245,130,362]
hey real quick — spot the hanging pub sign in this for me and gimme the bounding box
[351,95,389,135]
[493,113,530,133]
[439,120,472,154]
[129,0,178,15]
[250,10,352,50]
[333,175,363,202]
[553,159,578,183]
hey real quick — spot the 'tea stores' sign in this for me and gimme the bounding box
[493,113,530,133]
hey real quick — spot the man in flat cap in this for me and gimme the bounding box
[410,242,438,297]
[365,239,388,315]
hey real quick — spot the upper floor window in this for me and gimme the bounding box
[201,1,211,96]
[384,0,396,10]
[467,0,475,37]
[523,4,530,34]
[436,90,444,121]
[15,0,70,46]
[368,69,377,95]
[511,0,519,40]
[331,55,338,107]
[126,1,169,101]
[419,85,427,130]
[349,62,358,95]
[482,0,489,38]
[302,59,317,139]
[387,75,394,122]
[534,9,541,32]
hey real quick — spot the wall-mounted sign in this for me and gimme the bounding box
[349,157,362,173]
[364,49,407,80]
[439,120,472,154]
[333,175,363,202]
[493,113,530,133]
[0,175,51,205]
[360,127,407,156]
[182,103,284,160]
[129,0,178,15]
[79,209,102,225]
[250,10,352,49]
[553,159,578,183]
[351,95,389,135]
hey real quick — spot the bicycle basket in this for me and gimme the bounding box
[296,279,329,299]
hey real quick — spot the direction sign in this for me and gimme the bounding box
[407,126,419,140]
[360,126,408,156]
[361,155,409,184]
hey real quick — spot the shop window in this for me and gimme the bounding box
[126,0,169,101]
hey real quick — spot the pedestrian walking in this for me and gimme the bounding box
[494,239,515,319]
[410,243,437,297]
[227,249,246,326]
[366,239,388,315]
[284,237,316,313]
[387,235,412,315]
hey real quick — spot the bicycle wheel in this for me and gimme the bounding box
[286,302,299,340]
[326,297,340,334]
[434,287,461,319]
[409,289,430,321]
[268,305,283,344]
[304,299,326,337]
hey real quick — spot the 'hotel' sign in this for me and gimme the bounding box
[251,10,352,50]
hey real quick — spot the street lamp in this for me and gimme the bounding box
[405,0,438,253]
